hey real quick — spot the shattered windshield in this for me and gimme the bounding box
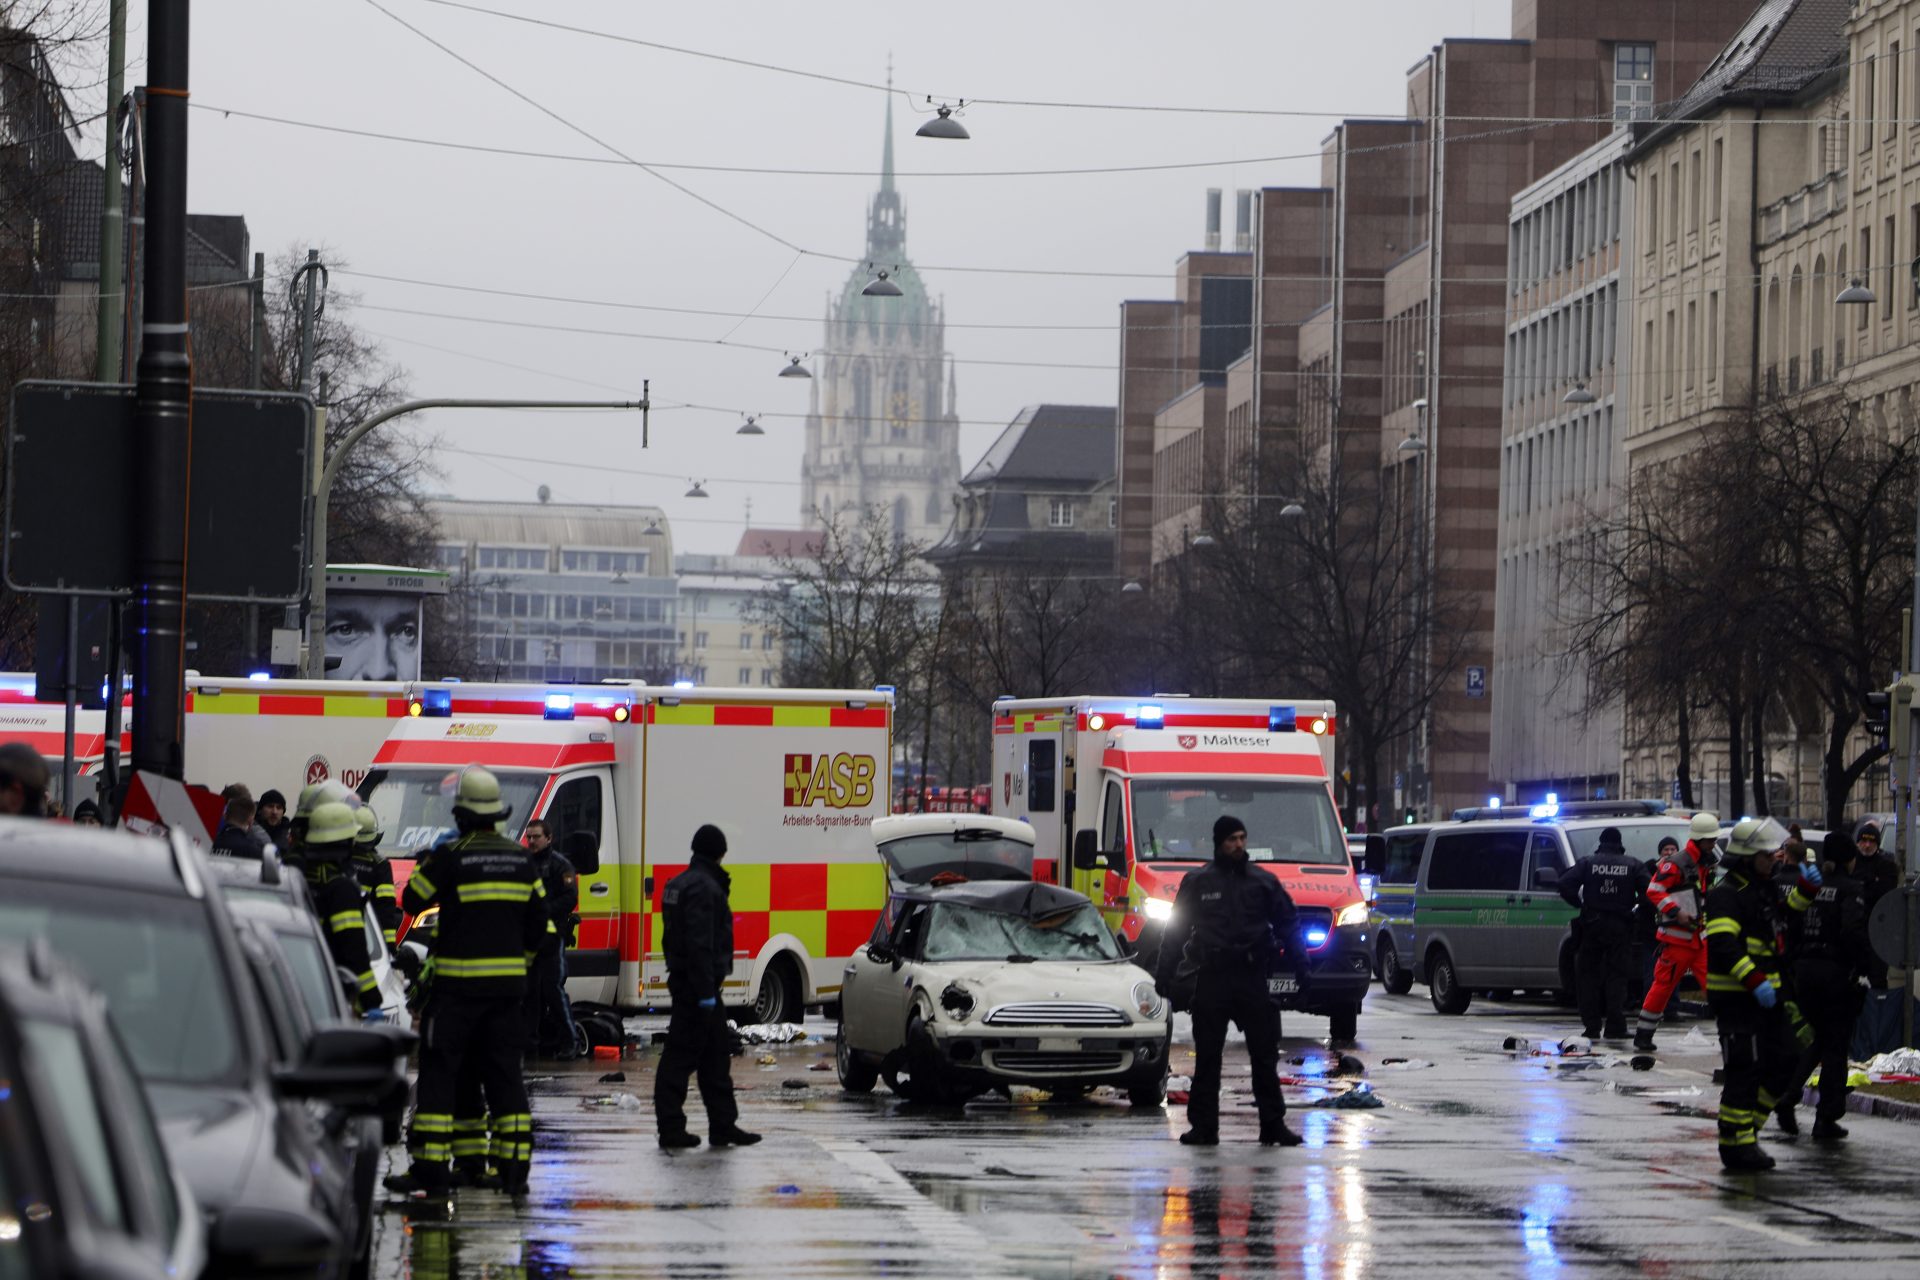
[921,901,1122,963]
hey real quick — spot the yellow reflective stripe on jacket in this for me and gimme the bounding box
[1787,886,1811,911]
[1730,956,1755,981]
[435,956,528,979]
[356,970,378,992]
[1745,938,1774,956]
[408,869,437,899]
[1706,974,1751,991]
[375,884,398,902]
[456,881,535,903]
[328,911,363,933]
[1701,917,1740,938]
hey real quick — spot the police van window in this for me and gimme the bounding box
[1529,833,1567,885]
[1027,741,1057,813]
[1100,780,1125,855]
[1425,831,1527,891]
[1566,821,1688,864]
[545,774,604,857]
[1383,832,1425,884]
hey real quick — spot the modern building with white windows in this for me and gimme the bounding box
[431,497,679,683]
[1491,129,1636,804]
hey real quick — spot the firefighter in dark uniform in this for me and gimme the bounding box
[1704,817,1819,1171]
[298,801,381,1015]
[1791,832,1876,1141]
[655,824,760,1150]
[523,819,581,1059]
[1154,815,1306,1148]
[1557,825,1649,1040]
[386,767,550,1197]
[352,807,400,950]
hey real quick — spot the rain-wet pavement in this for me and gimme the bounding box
[372,989,1920,1278]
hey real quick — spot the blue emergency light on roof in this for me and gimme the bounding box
[545,692,575,720]
[1269,705,1297,733]
[672,679,696,690]
[1487,796,1502,809]
[1136,703,1164,727]
[874,684,895,694]
[248,671,272,682]
[422,688,454,717]
[1530,798,1560,819]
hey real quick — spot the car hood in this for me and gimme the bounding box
[919,958,1156,1009]
[147,1082,265,1211]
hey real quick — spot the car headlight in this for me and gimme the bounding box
[939,982,976,1021]
[1131,980,1164,1019]
[1142,897,1174,922]
[1335,902,1370,928]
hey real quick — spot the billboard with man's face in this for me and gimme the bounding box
[324,567,448,681]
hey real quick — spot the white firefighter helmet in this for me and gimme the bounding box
[304,800,361,848]
[1687,811,1720,841]
[1725,816,1788,858]
[452,766,510,819]
[295,778,360,818]
[354,806,382,848]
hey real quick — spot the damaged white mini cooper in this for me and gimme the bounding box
[837,814,1172,1107]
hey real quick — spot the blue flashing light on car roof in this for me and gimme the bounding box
[1487,796,1502,809]
[672,679,696,690]
[874,684,895,694]
[248,671,272,681]
[422,688,454,717]
[1530,800,1560,819]
[544,692,575,721]
[1269,705,1297,733]
[1136,703,1165,727]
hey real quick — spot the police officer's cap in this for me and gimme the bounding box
[452,766,511,819]
[305,800,360,848]
[354,806,382,847]
[1598,826,1623,846]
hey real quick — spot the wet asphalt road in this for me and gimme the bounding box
[372,989,1920,1279]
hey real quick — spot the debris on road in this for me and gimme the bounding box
[598,1071,627,1083]
[756,1053,779,1065]
[581,1093,645,1111]
[782,1079,810,1089]
[1865,1048,1920,1078]
[733,1022,809,1044]
[1678,1026,1716,1049]
[1310,1085,1383,1109]
[1379,1058,1433,1069]
[1606,1081,1702,1098]
[1334,1054,1367,1076]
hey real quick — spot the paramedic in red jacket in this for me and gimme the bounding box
[1633,813,1718,1052]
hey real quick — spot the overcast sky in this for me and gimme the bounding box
[123,0,1507,554]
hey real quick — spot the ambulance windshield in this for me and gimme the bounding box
[1131,780,1346,865]
[359,767,547,854]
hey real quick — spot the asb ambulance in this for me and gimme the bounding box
[359,683,893,1023]
[990,695,1372,1041]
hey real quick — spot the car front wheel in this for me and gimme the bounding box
[1379,938,1414,995]
[1428,948,1472,1015]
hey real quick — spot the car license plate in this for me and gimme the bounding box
[1037,1037,1080,1053]
[1267,975,1298,995]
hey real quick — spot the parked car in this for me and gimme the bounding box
[1364,804,1691,1014]
[0,818,412,1278]
[0,940,206,1280]
[838,814,1172,1107]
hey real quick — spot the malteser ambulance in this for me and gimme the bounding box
[6,674,424,796]
[359,683,893,1022]
[990,695,1372,1041]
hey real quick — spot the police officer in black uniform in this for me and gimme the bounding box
[656,823,760,1150]
[1792,832,1877,1141]
[1154,815,1306,1148]
[1557,825,1650,1040]
[522,819,581,1059]
[386,767,550,1197]
[298,801,381,1015]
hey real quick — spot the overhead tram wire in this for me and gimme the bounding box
[410,0,1918,130]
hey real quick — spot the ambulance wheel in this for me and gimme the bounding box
[751,957,802,1025]
[836,1018,878,1094]
[1327,1003,1359,1045]
[1378,939,1414,995]
[1428,948,1471,1015]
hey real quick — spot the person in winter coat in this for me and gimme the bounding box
[1557,826,1649,1039]
[1789,832,1877,1141]
[655,824,759,1150]
[1634,816,1718,1052]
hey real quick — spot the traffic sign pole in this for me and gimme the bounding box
[129,0,190,779]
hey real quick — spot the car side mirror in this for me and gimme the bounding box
[865,942,896,967]
[1072,829,1101,871]
[275,1025,415,1112]
[1533,866,1560,889]
[560,829,600,877]
[1362,835,1387,877]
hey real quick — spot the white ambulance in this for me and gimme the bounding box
[990,695,1373,1041]
[5,674,419,799]
[358,682,894,1023]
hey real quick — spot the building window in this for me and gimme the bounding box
[1613,43,1654,124]
[560,549,646,575]
[762,632,775,651]
[761,669,775,686]
[694,631,708,649]
[1646,171,1660,252]
[476,546,547,571]
[1108,497,1118,529]
[1048,498,1075,528]
[739,667,753,685]
[1688,150,1702,234]
[1886,215,1898,320]
[740,631,753,650]
[1891,42,1903,141]
[1863,57,1877,152]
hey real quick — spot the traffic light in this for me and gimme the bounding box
[1866,689,1892,745]
[1892,678,1916,761]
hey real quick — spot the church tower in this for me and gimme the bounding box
[801,95,961,545]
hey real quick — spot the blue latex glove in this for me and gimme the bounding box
[1753,979,1778,1009]
[697,997,717,1009]
[1799,861,1824,888]
[362,1008,387,1023]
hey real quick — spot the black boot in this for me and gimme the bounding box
[1812,1118,1848,1141]
[1774,1105,1799,1136]
[384,1163,448,1195]
[658,1131,701,1150]
[1259,1120,1303,1147]
[1719,1143,1776,1172]
[1178,1129,1219,1146]
[710,1126,762,1147]
[1632,1029,1657,1053]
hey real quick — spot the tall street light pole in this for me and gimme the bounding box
[302,394,648,678]
[129,0,190,778]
